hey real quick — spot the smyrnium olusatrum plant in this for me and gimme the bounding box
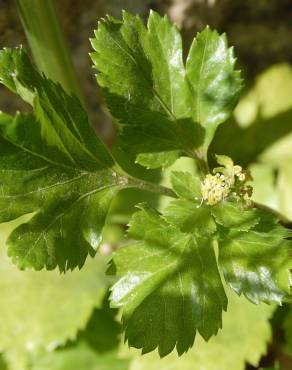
[0,10,291,358]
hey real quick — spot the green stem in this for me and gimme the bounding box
[193,150,210,176]
[15,0,84,103]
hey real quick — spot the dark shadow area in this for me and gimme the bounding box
[58,293,121,354]
[210,108,292,167]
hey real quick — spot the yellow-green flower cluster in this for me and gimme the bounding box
[200,162,252,206]
[201,173,230,205]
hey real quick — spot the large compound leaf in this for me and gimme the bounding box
[91,11,242,168]
[0,48,122,271]
[108,204,227,357]
[125,293,275,370]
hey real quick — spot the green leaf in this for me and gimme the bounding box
[91,10,188,169]
[218,225,292,304]
[215,154,234,168]
[124,293,275,370]
[158,157,198,211]
[108,204,227,357]
[0,48,122,271]
[163,199,216,235]
[91,11,241,168]
[0,48,113,169]
[211,201,260,231]
[0,220,108,356]
[186,28,242,149]
[170,171,201,200]
[77,294,121,354]
[108,194,292,356]
[136,151,179,170]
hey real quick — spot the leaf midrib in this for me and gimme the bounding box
[1,172,88,199]
[196,31,209,123]
[1,130,108,174]
[104,25,177,122]
[38,97,109,169]
[20,183,120,263]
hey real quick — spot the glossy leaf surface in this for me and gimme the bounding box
[164,199,216,235]
[126,293,274,370]
[170,171,201,200]
[211,201,260,231]
[218,225,292,304]
[186,28,242,149]
[91,11,242,168]
[108,204,227,356]
[109,171,292,356]
[0,48,121,271]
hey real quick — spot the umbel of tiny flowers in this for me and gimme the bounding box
[200,155,253,206]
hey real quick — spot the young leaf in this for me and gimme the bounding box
[215,154,234,168]
[91,11,241,168]
[218,225,292,304]
[108,204,227,357]
[163,199,216,235]
[211,201,260,231]
[0,48,122,271]
[170,171,201,200]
